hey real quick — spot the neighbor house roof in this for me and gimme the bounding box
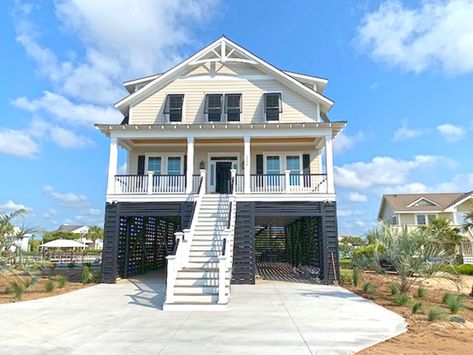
[58,224,87,233]
[41,239,87,248]
[378,192,472,220]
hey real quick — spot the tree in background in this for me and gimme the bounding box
[463,203,473,234]
[421,218,462,254]
[86,226,104,241]
[0,209,35,254]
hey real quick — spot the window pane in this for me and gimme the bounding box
[266,156,280,174]
[286,156,300,186]
[165,94,183,122]
[427,215,436,223]
[167,157,181,175]
[265,93,281,121]
[416,215,426,225]
[148,157,161,174]
[206,94,222,122]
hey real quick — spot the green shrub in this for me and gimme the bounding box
[393,293,411,306]
[412,302,424,314]
[55,275,68,288]
[362,281,376,294]
[428,307,446,322]
[445,294,465,314]
[353,244,376,261]
[442,293,455,304]
[353,268,360,287]
[339,259,353,270]
[91,269,102,283]
[454,264,473,275]
[6,281,25,300]
[417,287,427,299]
[339,269,353,285]
[388,282,400,295]
[82,265,91,284]
[44,280,55,292]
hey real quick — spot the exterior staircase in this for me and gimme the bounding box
[163,193,235,310]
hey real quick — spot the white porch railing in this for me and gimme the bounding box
[114,175,148,194]
[152,175,186,193]
[245,173,328,194]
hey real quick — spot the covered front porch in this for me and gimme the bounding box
[102,123,339,201]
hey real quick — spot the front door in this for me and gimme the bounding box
[215,162,232,194]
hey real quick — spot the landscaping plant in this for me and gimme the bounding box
[427,307,446,322]
[417,287,427,299]
[412,302,424,314]
[339,269,353,285]
[445,294,465,314]
[354,225,455,293]
[362,281,376,294]
[82,265,91,284]
[44,280,55,292]
[55,275,68,288]
[393,293,411,306]
[353,267,359,287]
[6,281,25,300]
[388,282,400,296]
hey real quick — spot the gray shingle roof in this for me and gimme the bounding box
[383,193,466,212]
[58,224,87,233]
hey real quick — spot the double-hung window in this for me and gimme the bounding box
[147,157,162,175]
[266,156,281,187]
[205,94,223,122]
[164,94,184,122]
[225,94,242,122]
[264,93,282,121]
[286,155,301,186]
[167,157,182,175]
[416,214,436,225]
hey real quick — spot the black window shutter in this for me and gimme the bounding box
[256,155,263,175]
[137,155,145,175]
[184,155,187,176]
[303,154,311,188]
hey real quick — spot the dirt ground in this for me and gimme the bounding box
[0,273,93,304]
[344,272,473,355]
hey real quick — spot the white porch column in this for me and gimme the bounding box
[186,137,194,193]
[244,136,251,193]
[107,137,118,194]
[325,134,335,194]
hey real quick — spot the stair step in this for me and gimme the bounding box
[189,251,220,257]
[172,294,219,303]
[175,278,229,286]
[173,285,219,294]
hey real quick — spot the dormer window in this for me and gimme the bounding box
[225,94,241,122]
[205,94,223,122]
[164,94,184,122]
[264,93,282,121]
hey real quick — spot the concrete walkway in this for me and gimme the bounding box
[0,272,406,355]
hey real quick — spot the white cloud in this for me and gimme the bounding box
[14,0,220,105]
[335,155,443,190]
[43,208,58,218]
[49,126,93,149]
[333,131,364,153]
[348,192,368,202]
[392,121,426,141]
[357,0,473,74]
[0,200,30,212]
[436,123,466,142]
[0,129,39,158]
[12,91,120,126]
[43,185,88,206]
[383,182,429,194]
[434,173,473,192]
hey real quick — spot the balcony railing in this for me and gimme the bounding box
[112,173,328,195]
[244,173,327,193]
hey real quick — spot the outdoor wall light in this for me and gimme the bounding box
[199,161,205,169]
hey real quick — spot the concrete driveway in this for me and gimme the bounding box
[0,272,406,355]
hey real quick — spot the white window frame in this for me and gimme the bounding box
[206,152,240,193]
[262,152,303,174]
[262,91,283,122]
[145,153,185,175]
[415,214,437,225]
[163,92,186,124]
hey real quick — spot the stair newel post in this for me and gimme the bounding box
[199,169,206,195]
[182,229,191,267]
[284,169,291,193]
[165,255,176,303]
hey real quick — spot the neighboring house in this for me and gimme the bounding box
[58,224,90,235]
[378,192,473,263]
[96,36,345,309]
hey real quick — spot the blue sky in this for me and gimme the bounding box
[0,0,472,235]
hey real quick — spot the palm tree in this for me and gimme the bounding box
[422,218,463,254]
[86,225,104,241]
[463,203,473,234]
[355,224,453,293]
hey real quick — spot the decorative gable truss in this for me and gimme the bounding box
[407,197,439,208]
